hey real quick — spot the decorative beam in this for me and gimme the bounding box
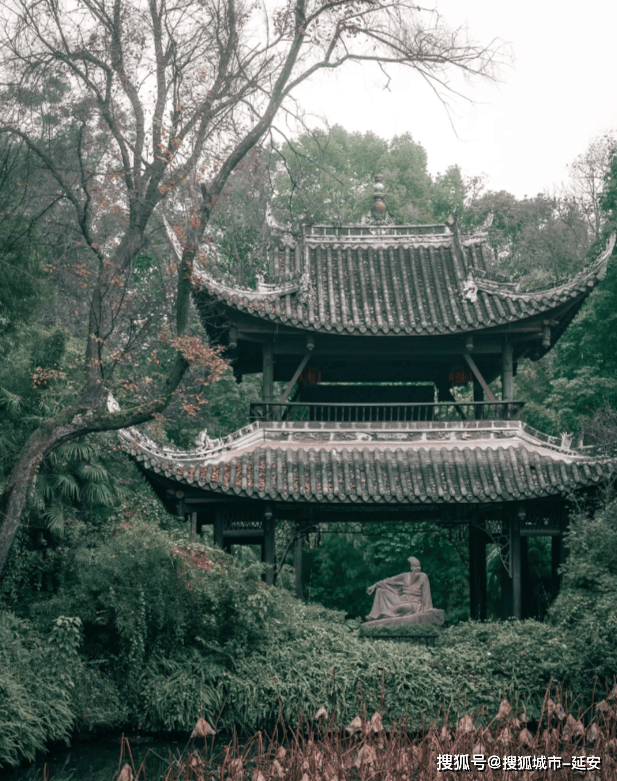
[462,350,497,403]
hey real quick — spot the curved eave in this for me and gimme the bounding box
[192,234,615,342]
[120,421,615,506]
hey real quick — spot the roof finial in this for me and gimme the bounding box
[371,173,387,224]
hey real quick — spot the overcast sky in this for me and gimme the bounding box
[291,0,617,199]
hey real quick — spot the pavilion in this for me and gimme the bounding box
[120,177,616,620]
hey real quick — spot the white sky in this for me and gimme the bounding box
[291,0,617,199]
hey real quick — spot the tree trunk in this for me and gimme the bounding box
[0,412,85,575]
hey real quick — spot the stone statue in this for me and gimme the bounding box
[364,556,445,628]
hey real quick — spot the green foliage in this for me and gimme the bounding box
[47,616,83,690]
[463,190,591,288]
[512,247,617,437]
[549,499,617,684]
[273,126,442,227]
[436,620,573,719]
[30,514,280,708]
[0,612,74,768]
[0,139,50,335]
[137,595,596,736]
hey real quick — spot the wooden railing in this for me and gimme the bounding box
[249,401,525,423]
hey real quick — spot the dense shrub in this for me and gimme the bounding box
[0,612,75,768]
[549,499,617,686]
[136,598,594,736]
[28,520,279,710]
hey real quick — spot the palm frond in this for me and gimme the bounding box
[30,474,52,506]
[0,386,22,414]
[50,472,80,501]
[60,441,95,462]
[75,462,109,483]
[0,430,16,456]
[81,482,115,506]
[43,503,66,536]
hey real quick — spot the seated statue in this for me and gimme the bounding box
[364,556,445,628]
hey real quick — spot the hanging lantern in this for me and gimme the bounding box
[299,367,321,385]
[448,365,474,385]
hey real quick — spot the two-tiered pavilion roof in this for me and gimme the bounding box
[122,182,616,619]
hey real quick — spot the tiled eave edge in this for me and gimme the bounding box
[119,420,616,505]
[192,234,616,337]
[128,447,611,506]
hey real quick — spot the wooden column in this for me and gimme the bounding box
[213,510,224,550]
[478,533,487,621]
[263,507,276,586]
[501,560,513,619]
[551,534,565,600]
[262,343,274,411]
[469,524,488,621]
[190,511,197,541]
[294,531,303,601]
[510,510,522,619]
[502,341,514,401]
[473,378,484,419]
[469,523,478,620]
[520,535,529,618]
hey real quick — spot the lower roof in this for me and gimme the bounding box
[120,419,613,505]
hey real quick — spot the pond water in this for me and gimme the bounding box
[4,735,191,781]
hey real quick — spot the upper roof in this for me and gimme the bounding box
[192,223,615,339]
[120,418,613,505]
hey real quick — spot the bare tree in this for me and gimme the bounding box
[566,132,617,241]
[0,0,501,573]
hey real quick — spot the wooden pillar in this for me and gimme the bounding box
[263,507,276,586]
[469,524,488,621]
[510,510,522,619]
[190,511,197,541]
[473,378,484,419]
[501,559,513,619]
[213,510,224,550]
[478,533,487,621]
[294,530,303,601]
[469,523,478,620]
[551,534,565,600]
[520,535,529,618]
[502,341,514,402]
[262,343,274,419]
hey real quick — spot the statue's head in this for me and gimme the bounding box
[408,556,421,571]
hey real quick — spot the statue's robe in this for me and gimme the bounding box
[366,571,445,627]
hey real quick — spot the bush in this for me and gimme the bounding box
[0,612,75,768]
[549,499,617,689]
[136,594,587,736]
[29,519,281,714]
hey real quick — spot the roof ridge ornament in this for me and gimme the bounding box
[371,173,387,224]
[357,173,395,230]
